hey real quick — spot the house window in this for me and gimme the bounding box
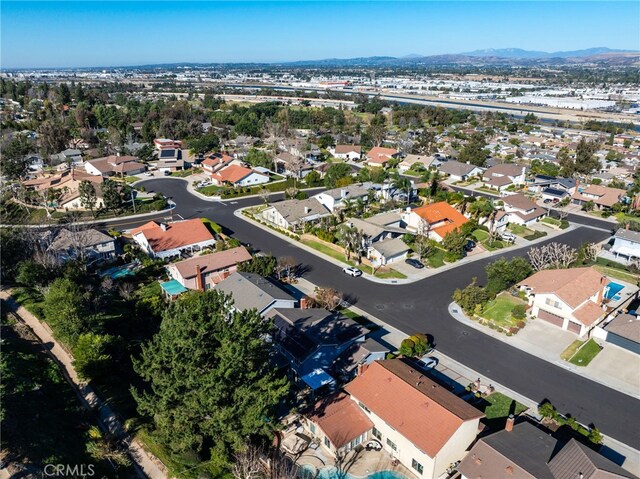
[411,459,424,475]
[358,402,371,413]
[545,297,561,309]
[372,427,382,440]
[324,437,331,449]
[386,438,397,451]
[309,423,316,434]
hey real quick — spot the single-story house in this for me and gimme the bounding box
[304,359,484,479]
[438,160,484,182]
[211,164,269,187]
[47,228,116,264]
[215,271,298,316]
[458,419,636,479]
[527,175,577,199]
[329,145,362,161]
[502,193,546,226]
[604,313,640,355]
[397,154,437,173]
[518,267,609,336]
[403,201,469,241]
[572,184,627,210]
[50,148,83,166]
[261,198,331,231]
[165,246,252,291]
[365,147,399,167]
[85,155,146,177]
[367,237,410,266]
[131,219,216,259]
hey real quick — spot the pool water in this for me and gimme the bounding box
[605,282,625,301]
[300,465,406,479]
[100,263,137,279]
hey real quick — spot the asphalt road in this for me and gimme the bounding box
[122,179,640,449]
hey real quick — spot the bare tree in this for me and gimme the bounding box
[284,186,299,200]
[118,282,135,300]
[276,256,297,282]
[268,452,297,479]
[258,188,271,205]
[527,242,578,271]
[412,235,433,260]
[232,444,264,479]
[582,242,601,263]
[315,287,343,311]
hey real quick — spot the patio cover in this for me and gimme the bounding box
[301,368,335,390]
[160,279,188,296]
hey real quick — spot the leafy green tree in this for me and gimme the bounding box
[459,133,489,167]
[304,170,322,187]
[100,179,122,213]
[452,278,490,313]
[79,180,97,214]
[511,304,527,320]
[16,260,53,290]
[73,333,111,380]
[186,132,220,156]
[43,278,87,346]
[0,137,33,179]
[237,255,277,277]
[38,120,70,157]
[324,163,353,188]
[485,257,533,296]
[399,333,431,357]
[135,144,155,163]
[58,83,72,104]
[132,291,289,463]
[442,228,467,259]
[0,228,33,281]
[336,224,364,261]
[244,148,273,169]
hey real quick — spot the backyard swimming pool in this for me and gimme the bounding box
[100,263,137,279]
[605,281,625,301]
[300,465,406,479]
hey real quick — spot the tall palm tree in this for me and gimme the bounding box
[392,175,412,205]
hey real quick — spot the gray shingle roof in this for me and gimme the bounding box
[216,272,296,312]
[615,229,640,244]
[269,198,330,224]
[439,160,480,177]
[48,228,114,251]
[605,313,640,343]
[548,439,637,479]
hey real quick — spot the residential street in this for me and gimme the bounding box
[105,178,640,450]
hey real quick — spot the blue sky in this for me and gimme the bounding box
[2,1,639,68]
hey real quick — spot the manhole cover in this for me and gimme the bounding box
[452,309,459,314]
[375,304,385,310]
[461,331,469,336]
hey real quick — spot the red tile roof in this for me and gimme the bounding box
[212,164,266,184]
[366,147,398,163]
[345,360,483,458]
[307,393,373,448]
[411,201,469,238]
[131,219,215,254]
[171,246,252,279]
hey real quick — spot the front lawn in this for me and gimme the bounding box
[561,340,584,361]
[568,339,602,367]
[373,268,407,279]
[472,229,489,242]
[426,248,446,268]
[481,294,526,329]
[542,217,562,227]
[300,238,355,266]
[170,168,202,178]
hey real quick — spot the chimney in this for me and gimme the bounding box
[626,223,630,230]
[300,296,311,309]
[195,264,204,291]
[597,276,607,305]
[341,189,348,199]
[160,223,168,231]
[304,206,311,214]
[505,414,515,432]
[356,362,370,376]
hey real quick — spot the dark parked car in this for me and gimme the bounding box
[464,240,476,252]
[405,258,425,269]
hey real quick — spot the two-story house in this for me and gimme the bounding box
[527,175,577,201]
[517,267,608,336]
[304,359,484,479]
[313,184,372,213]
[572,184,627,210]
[602,228,640,265]
[481,164,527,192]
[47,228,116,264]
[261,198,331,231]
[501,193,546,226]
[402,202,469,242]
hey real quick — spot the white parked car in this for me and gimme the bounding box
[342,267,362,277]
[419,356,438,369]
[501,232,516,242]
[143,172,153,176]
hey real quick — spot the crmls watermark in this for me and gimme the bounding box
[44,464,95,477]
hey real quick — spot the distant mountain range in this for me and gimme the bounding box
[460,47,632,59]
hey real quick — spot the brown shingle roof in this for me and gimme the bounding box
[503,193,537,211]
[518,267,606,309]
[334,145,361,154]
[307,393,373,448]
[573,301,606,327]
[171,246,252,279]
[572,185,627,207]
[344,359,483,457]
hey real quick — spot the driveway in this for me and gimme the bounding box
[587,343,640,396]
[513,319,577,359]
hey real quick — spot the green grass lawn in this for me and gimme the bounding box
[561,340,584,361]
[472,229,489,242]
[482,239,506,251]
[593,264,639,283]
[374,268,407,279]
[482,392,528,420]
[170,168,202,178]
[542,217,562,227]
[300,238,355,266]
[568,339,602,367]
[481,294,525,327]
[426,248,446,268]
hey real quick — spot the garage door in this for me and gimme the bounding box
[538,309,564,328]
[567,321,582,334]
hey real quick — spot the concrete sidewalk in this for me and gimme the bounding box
[292,278,640,476]
[0,290,168,479]
[236,206,582,285]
